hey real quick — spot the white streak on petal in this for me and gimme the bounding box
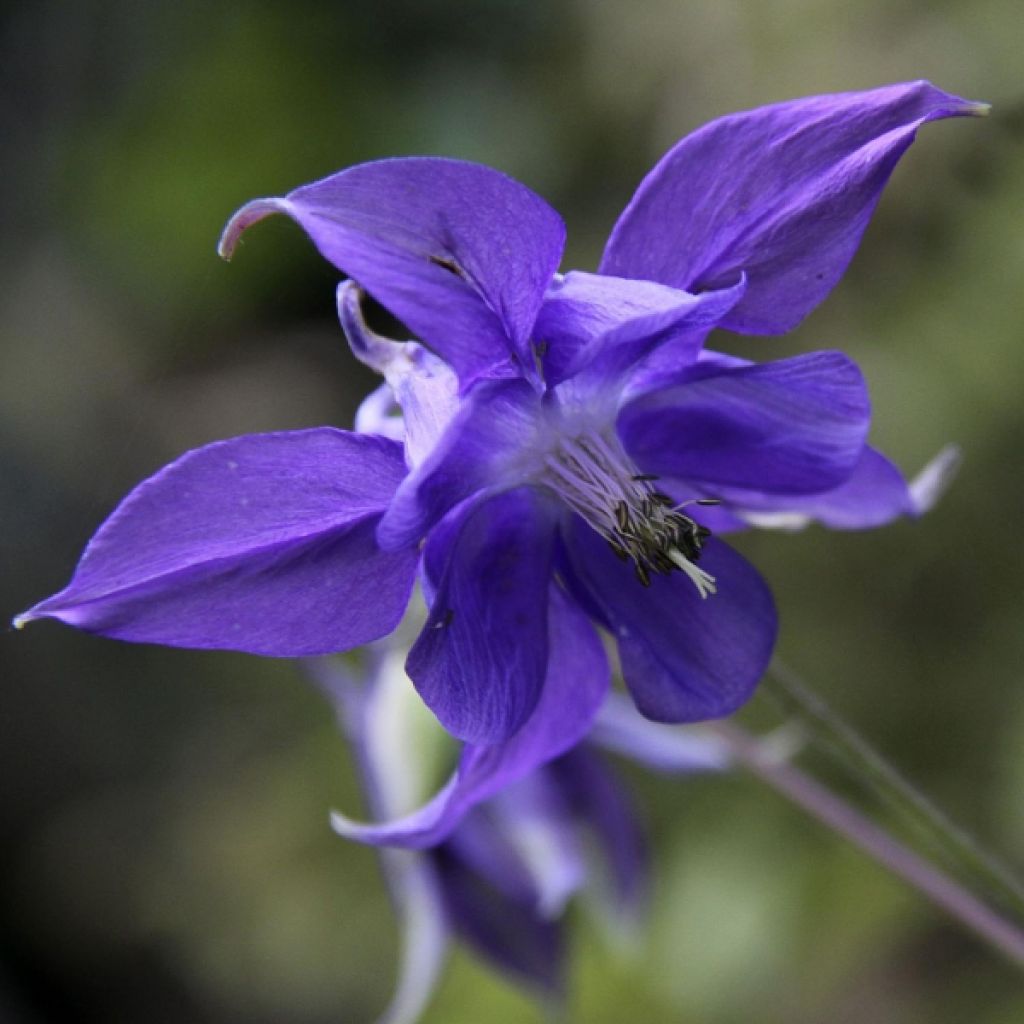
[909,443,962,515]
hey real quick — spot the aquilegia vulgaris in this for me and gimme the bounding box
[310,644,730,1020]
[16,80,984,759]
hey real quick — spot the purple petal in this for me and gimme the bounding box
[548,747,648,917]
[406,488,557,743]
[623,339,747,402]
[439,809,546,906]
[602,81,987,334]
[590,692,731,773]
[376,379,542,551]
[338,281,460,467]
[534,271,744,388]
[15,430,417,655]
[433,841,565,996]
[736,444,958,530]
[487,771,588,917]
[617,351,870,495]
[564,519,776,722]
[220,158,566,388]
[331,583,609,847]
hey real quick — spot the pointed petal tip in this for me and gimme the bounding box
[909,442,962,515]
[217,197,292,261]
[11,599,58,631]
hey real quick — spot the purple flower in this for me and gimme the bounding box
[312,652,728,1023]
[16,82,983,753]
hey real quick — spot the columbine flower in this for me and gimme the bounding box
[16,82,984,749]
[312,649,729,1024]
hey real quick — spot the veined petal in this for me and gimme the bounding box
[534,270,744,388]
[564,520,776,722]
[617,351,870,495]
[15,430,416,655]
[331,583,609,847]
[601,81,987,334]
[736,444,960,531]
[406,488,557,743]
[376,379,542,551]
[219,158,566,388]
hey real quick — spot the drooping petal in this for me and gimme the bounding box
[439,809,545,906]
[601,81,988,334]
[339,281,460,467]
[488,771,589,917]
[406,488,556,744]
[331,583,609,847]
[219,158,566,387]
[15,430,417,655]
[547,747,648,918]
[433,840,566,997]
[617,351,870,495]
[376,379,543,551]
[736,444,960,530]
[564,519,776,722]
[534,270,744,388]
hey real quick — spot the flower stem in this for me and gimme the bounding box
[762,659,1024,920]
[710,719,1024,967]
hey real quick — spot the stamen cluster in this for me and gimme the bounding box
[542,432,718,598]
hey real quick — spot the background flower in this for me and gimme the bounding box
[311,646,730,1024]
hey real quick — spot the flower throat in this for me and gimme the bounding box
[542,432,718,598]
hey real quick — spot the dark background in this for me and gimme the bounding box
[3,1,1023,1021]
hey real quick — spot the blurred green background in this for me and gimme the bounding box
[3,1,1023,1021]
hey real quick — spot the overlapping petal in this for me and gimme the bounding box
[486,774,588,916]
[617,350,870,495]
[590,692,731,773]
[602,81,987,334]
[735,444,960,530]
[406,488,557,743]
[534,270,745,388]
[16,430,417,655]
[332,583,609,847]
[220,158,566,387]
[376,379,543,550]
[433,838,565,995]
[547,748,648,916]
[339,281,460,467]
[564,520,776,722]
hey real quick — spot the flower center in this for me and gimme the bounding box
[541,431,718,598]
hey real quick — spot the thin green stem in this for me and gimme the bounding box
[711,719,1024,968]
[762,659,1024,920]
